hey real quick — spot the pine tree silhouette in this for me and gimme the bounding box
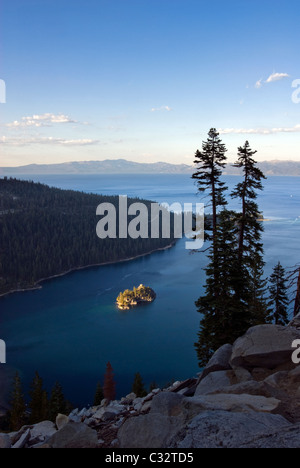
[103,362,116,402]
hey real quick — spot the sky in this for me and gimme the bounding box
[0,0,300,167]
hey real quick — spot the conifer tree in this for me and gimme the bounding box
[9,372,27,431]
[293,267,300,317]
[94,382,104,406]
[268,262,289,325]
[149,381,158,392]
[194,141,270,366]
[48,382,67,422]
[192,128,228,245]
[28,372,49,424]
[132,372,147,397]
[195,209,240,365]
[103,362,116,402]
[230,141,269,325]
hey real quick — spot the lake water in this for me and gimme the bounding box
[0,174,299,407]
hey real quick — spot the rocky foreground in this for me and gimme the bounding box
[1,316,300,449]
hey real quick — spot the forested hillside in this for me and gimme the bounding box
[0,178,175,295]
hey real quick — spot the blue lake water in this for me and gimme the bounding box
[0,174,299,407]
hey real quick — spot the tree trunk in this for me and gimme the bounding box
[294,268,300,317]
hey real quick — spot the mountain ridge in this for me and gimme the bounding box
[1,159,300,176]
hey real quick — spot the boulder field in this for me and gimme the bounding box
[1,317,300,448]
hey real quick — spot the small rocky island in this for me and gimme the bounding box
[116,284,156,310]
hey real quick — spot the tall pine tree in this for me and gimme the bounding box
[230,141,269,327]
[195,209,240,365]
[9,372,27,431]
[192,128,228,245]
[94,382,104,406]
[132,372,147,397]
[268,262,289,325]
[28,372,49,424]
[293,267,300,317]
[103,362,116,402]
[48,382,67,422]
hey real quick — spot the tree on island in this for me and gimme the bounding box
[103,362,116,402]
[268,262,289,325]
[9,372,27,431]
[132,372,147,398]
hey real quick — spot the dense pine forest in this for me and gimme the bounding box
[0,178,176,296]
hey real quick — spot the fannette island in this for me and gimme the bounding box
[116,284,156,310]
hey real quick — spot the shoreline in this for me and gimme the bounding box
[0,241,176,299]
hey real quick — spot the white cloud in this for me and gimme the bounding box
[0,136,99,146]
[218,124,300,135]
[254,72,290,89]
[6,113,78,128]
[265,72,290,83]
[151,106,172,112]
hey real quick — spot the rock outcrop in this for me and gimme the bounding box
[1,322,300,448]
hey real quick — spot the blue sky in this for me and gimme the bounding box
[1,0,300,166]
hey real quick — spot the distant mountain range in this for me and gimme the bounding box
[1,159,300,176]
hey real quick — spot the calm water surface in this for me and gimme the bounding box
[0,174,299,406]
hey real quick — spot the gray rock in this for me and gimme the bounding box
[182,393,280,415]
[150,392,185,417]
[122,392,136,404]
[288,312,300,329]
[0,433,11,449]
[264,367,300,398]
[78,408,87,418]
[56,414,69,431]
[30,420,57,441]
[68,408,81,423]
[200,344,233,380]
[101,411,116,422]
[230,324,300,369]
[170,410,292,448]
[12,428,31,449]
[101,398,110,407]
[46,422,98,448]
[141,400,152,412]
[133,397,144,412]
[195,370,235,396]
[92,407,105,420]
[118,413,182,448]
[233,367,253,383]
[241,423,300,448]
[207,380,280,399]
[107,402,125,414]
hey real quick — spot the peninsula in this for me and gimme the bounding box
[116,284,156,310]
